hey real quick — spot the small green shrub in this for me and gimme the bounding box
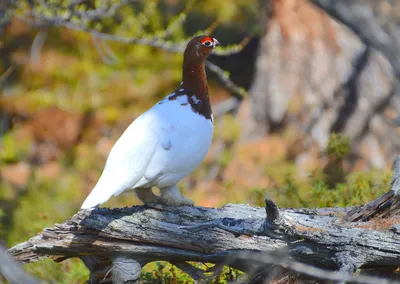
[141,262,244,284]
[249,170,391,209]
[326,133,350,160]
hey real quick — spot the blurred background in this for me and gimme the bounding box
[1,0,399,281]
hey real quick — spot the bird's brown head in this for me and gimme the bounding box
[184,35,220,61]
[181,35,219,96]
[176,35,219,120]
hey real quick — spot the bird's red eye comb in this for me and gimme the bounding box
[201,36,213,44]
[200,36,220,48]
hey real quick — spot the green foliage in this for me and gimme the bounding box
[249,170,391,209]
[141,262,194,284]
[7,168,84,245]
[210,266,244,283]
[326,133,350,160]
[141,262,244,284]
[0,130,32,163]
[24,258,89,284]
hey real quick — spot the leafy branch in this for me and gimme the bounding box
[13,0,249,97]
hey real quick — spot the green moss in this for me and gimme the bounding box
[141,262,244,284]
[326,133,350,160]
[141,262,194,284]
[24,258,89,284]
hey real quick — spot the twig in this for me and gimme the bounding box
[70,0,136,21]
[206,61,248,98]
[17,2,250,97]
[213,97,241,117]
[204,263,225,283]
[91,35,118,65]
[212,36,252,57]
[172,262,206,280]
[153,0,194,39]
[0,66,14,85]
[30,29,48,69]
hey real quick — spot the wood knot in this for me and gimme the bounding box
[112,256,142,283]
[265,199,281,224]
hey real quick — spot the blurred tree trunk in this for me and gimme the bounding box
[237,0,400,178]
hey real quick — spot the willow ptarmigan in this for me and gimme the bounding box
[81,36,220,209]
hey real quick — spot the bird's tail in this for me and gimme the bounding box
[81,177,114,209]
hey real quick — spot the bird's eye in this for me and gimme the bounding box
[202,40,212,47]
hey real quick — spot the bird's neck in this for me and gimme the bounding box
[182,59,209,102]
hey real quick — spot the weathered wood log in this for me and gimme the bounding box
[8,157,400,283]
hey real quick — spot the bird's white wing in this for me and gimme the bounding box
[81,110,159,209]
[130,125,172,189]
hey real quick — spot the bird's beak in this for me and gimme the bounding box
[212,38,220,48]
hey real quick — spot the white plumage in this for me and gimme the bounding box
[81,92,214,209]
[81,35,220,209]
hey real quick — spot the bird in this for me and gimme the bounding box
[81,35,220,209]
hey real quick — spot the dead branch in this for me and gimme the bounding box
[206,61,249,98]
[8,156,400,283]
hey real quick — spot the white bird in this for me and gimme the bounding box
[81,35,220,209]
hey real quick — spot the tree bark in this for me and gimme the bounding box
[310,0,400,80]
[237,0,400,179]
[8,157,400,283]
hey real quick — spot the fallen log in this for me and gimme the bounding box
[8,157,400,283]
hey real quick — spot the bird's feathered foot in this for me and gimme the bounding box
[136,186,194,207]
[159,185,194,206]
[135,188,160,204]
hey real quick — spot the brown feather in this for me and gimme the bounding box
[168,35,218,120]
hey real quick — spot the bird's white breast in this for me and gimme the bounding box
[92,91,214,198]
[139,94,214,188]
